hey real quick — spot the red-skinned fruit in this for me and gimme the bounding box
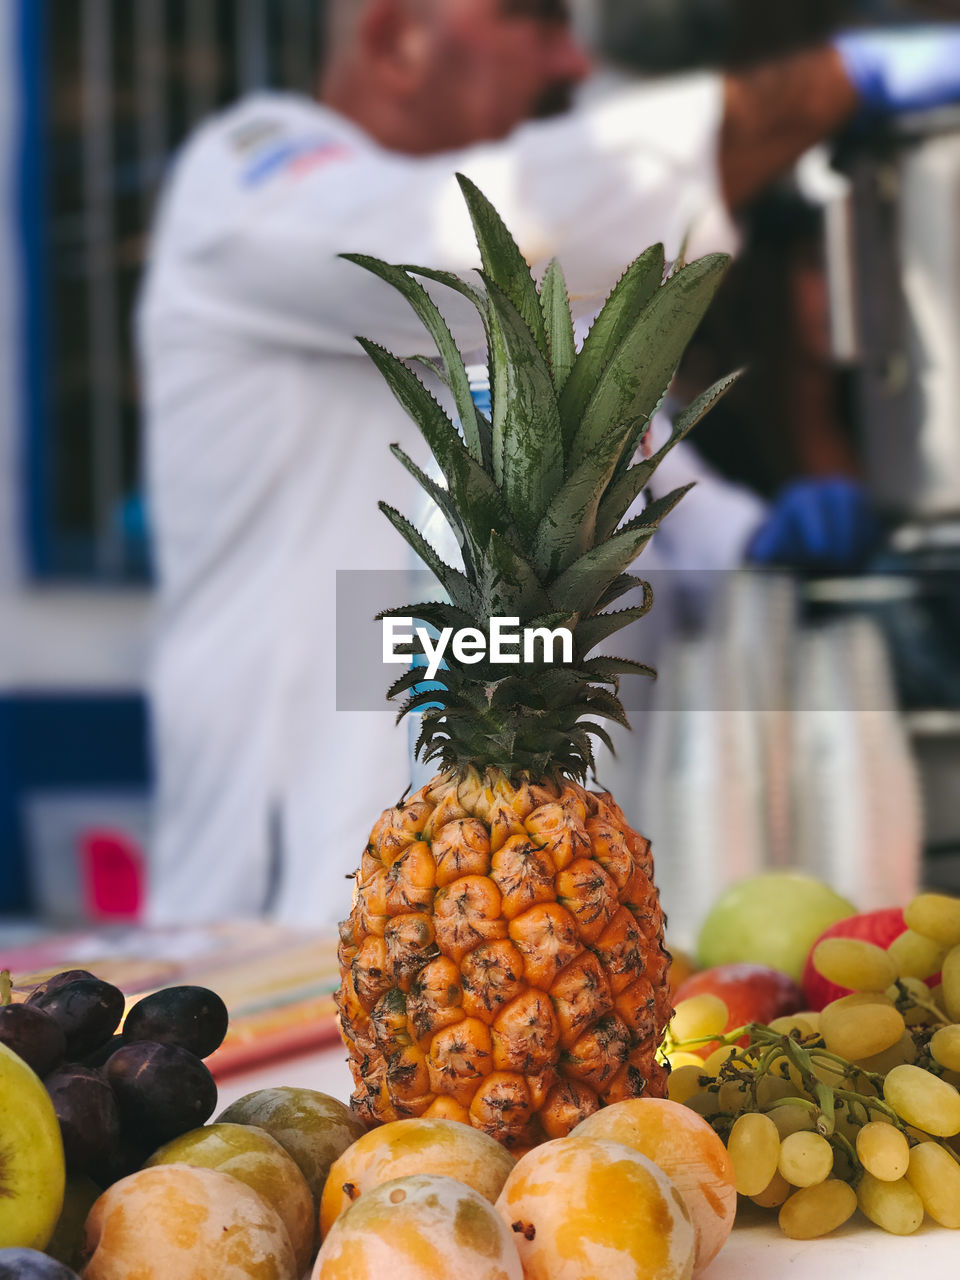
[801,908,908,1010]
[673,963,804,1054]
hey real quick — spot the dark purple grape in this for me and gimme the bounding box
[122,985,229,1059]
[26,977,125,1059]
[26,970,98,1001]
[105,1041,217,1146]
[44,1065,121,1176]
[87,1130,151,1188]
[81,1034,126,1069]
[0,1248,80,1279]
[0,1003,66,1075]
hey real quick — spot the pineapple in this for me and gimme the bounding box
[336,176,735,1151]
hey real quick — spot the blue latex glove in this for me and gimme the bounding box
[746,477,880,572]
[834,26,960,113]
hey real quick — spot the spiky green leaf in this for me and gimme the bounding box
[485,281,564,537]
[596,573,648,612]
[359,339,515,551]
[456,172,548,358]
[583,656,657,681]
[378,502,479,614]
[388,444,471,571]
[481,529,552,619]
[539,258,576,394]
[558,244,665,453]
[574,596,654,654]
[616,483,695,538]
[596,370,742,539]
[549,524,659,616]
[531,418,641,577]
[342,253,485,463]
[568,254,730,471]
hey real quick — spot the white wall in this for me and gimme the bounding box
[0,2,150,694]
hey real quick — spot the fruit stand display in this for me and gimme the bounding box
[2,188,960,1277]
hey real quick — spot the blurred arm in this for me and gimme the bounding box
[722,26,960,208]
[720,46,858,209]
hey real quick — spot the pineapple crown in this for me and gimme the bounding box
[345,174,735,786]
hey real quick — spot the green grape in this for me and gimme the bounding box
[667,1050,708,1070]
[778,1131,834,1187]
[756,1074,798,1109]
[769,1104,815,1141]
[717,1077,751,1112]
[885,976,941,1026]
[667,1063,708,1105]
[670,994,728,1043]
[767,1014,818,1039]
[764,1052,805,1092]
[905,1141,960,1228]
[702,1043,737,1076]
[856,1120,910,1181]
[778,1179,857,1239]
[811,1057,850,1089]
[813,938,897,992]
[854,1031,917,1074]
[856,1171,925,1235]
[751,1169,792,1209]
[728,1112,781,1196]
[887,930,946,982]
[929,1025,960,1072]
[685,1089,722,1120]
[820,995,905,1061]
[904,893,960,948]
[883,1063,960,1137]
[943,945,960,1023]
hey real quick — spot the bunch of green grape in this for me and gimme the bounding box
[664,892,960,1240]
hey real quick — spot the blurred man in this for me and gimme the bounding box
[139,0,960,924]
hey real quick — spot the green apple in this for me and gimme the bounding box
[145,1123,314,1274]
[216,1087,365,1211]
[696,873,856,982]
[0,1042,66,1250]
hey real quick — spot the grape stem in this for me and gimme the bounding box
[671,1021,916,1178]
[889,979,950,1028]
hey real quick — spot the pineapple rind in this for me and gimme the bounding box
[337,768,672,1149]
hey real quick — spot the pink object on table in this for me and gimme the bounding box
[80,829,145,921]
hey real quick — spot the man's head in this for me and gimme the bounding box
[320,0,592,154]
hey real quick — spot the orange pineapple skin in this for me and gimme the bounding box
[336,767,672,1151]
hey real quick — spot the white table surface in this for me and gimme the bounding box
[217,1045,960,1278]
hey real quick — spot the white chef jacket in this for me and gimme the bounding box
[139,74,740,925]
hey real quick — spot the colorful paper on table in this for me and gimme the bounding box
[0,922,343,1078]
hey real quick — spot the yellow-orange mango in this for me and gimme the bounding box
[82,1163,297,1279]
[572,1097,736,1268]
[495,1136,695,1280]
[313,1174,522,1280]
[319,1117,514,1238]
[146,1122,314,1275]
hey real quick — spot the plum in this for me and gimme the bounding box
[0,1004,66,1076]
[27,978,125,1060]
[105,1041,217,1146]
[44,1065,121,1176]
[0,1248,80,1278]
[122,985,229,1059]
